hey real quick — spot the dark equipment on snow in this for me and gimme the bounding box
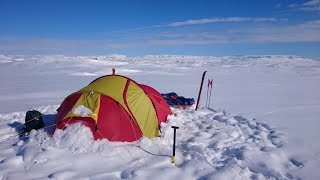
[20,109,44,136]
[161,92,194,107]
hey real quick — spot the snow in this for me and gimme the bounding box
[72,105,93,117]
[0,54,319,179]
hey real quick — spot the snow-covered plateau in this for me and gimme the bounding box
[0,54,319,179]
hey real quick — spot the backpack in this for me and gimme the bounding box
[24,109,44,133]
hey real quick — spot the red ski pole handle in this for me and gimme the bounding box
[208,79,213,87]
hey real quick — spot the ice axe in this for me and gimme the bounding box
[171,126,179,165]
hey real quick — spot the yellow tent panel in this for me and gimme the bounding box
[126,81,159,138]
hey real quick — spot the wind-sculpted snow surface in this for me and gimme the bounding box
[0,54,319,179]
[0,106,301,179]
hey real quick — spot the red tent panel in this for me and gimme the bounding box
[140,84,172,124]
[54,94,142,142]
[96,95,142,141]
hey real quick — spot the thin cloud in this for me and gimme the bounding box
[239,20,320,43]
[0,38,132,52]
[289,0,320,11]
[167,17,283,27]
[126,17,286,31]
[304,0,320,6]
[145,20,320,45]
[1,20,320,53]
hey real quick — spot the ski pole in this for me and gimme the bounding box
[196,71,207,111]
[171,126,179,165]
[206,79,211,108]
[208,79,213,108]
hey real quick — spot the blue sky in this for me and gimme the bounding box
[1,0,320,59]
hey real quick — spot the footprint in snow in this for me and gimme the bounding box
[267,131,285,148]
[290,158,304,168]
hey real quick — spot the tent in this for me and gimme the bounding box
[53,73,172,142]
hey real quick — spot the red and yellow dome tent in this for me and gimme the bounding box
[53,70,172,142]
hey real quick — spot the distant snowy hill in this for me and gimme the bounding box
[0,55,319,179]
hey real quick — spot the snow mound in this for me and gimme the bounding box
[0,106,303,179]
[72,105,93,117]
[29,123,95,153]
[160,108,296,179]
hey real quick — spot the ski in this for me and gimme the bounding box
[195,71,207,111]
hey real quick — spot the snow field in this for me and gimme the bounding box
[0,54,319,179]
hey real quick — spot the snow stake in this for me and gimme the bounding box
[195,71,207,111]
[171,126,179,165]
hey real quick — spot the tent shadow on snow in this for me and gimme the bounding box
[42,114,57,133]
[8,121,24,132]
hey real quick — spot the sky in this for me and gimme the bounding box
[0,0,320,59]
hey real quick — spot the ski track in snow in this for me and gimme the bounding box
[0,105,302,180]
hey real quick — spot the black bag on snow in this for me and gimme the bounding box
[24,109,44,133]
